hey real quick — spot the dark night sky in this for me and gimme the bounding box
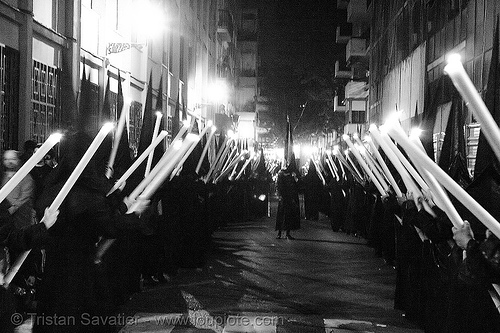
[259,0,345,73]
[256,0,346,142]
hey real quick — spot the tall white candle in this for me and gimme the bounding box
[380,127,429,193]
[384,121,500,236]
[362,145,386,181]
[127,135,198,213]
[215,152,246,183]
[366,136,403,197]
[334,150,360,183]
[170,135,202,180]
[0,133,62,204]
[409,132,464,228]
[140,134,197,198]
[208,139,234,182]
[373,126,421,197]
[354,135,390,192]
[325,153,339,181]
[228,156,241,181]
[49,123,114,211]
[3,250,30,287]
[343,135,386,196]
[205,136,229,182]
[334,148,346,177]
[444,54,500,164]
[145,111,163,177]
[172,121,213,178]
[311,158,327,186]
[369,125,419,198]
[106,130,168,196]
[345,150,364,180]
[127,138,183,201]
[361,147,390,191]
[235,153,253,180]
[195,122,215,174]
[220,147,237,175]
[106,98,129,179]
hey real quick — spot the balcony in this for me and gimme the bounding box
[336,23,352,44]
[347,0,369,24]
[345,81,368,99]
[218,9,233,42]
[333,95,346,112]
[346,37,367,65]
[335,60,352,79]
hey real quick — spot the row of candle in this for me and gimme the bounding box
[332,54,500,240]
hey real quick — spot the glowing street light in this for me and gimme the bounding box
[210,80,228,103]
[131,0,167,39]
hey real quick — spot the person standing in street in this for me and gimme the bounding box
[275,164,301,239]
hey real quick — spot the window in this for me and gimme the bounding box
[351,111,366,124]
[31,60,61,144]
[466,123,480,177]
[432,102,451,162]
[129,101,143,157]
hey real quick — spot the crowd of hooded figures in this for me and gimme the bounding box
[1,123,500,333]
[298,146,500,333]
[0,129,272,333]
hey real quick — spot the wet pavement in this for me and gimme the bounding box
[116,202,423,333]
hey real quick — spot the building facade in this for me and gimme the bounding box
[0,0,257,155]
[337,0,500,176]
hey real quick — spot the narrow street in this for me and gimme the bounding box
[116,200,423,333]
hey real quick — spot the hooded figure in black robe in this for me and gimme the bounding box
[275,164,301,239]
[33,131,146,333]
[303,161,322,221]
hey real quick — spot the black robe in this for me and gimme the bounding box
[275,169,301,231]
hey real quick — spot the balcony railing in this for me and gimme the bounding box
[346,37,367,64]
[218,9,233,42]
[333,95,346,112]
[336,23,352,44]
[335,60,352,79]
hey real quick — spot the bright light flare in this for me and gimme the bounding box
[410,128,423,139]
[385,112,401,127]
[133,1,166,38]
[210,80,228,102]
[103,122,115,132]
[52,133,63,142]
[172,139,183,150]
[444,53,463,76]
